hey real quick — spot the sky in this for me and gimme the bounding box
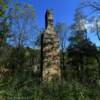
[17,0,81,26]
[14,0,100,46]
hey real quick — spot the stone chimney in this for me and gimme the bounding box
[45,9,53,30]
[41,9,61,82]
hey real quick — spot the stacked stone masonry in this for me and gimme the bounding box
[41,9,61,82]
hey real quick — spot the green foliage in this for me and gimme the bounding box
[0,0,9,46]
[0,79,100,100]
[0,1,100,100]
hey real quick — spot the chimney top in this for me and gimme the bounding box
[45,9,54,29]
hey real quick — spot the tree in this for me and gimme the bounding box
[81,0,100,42]
[82,0,100,13]
[91,16,100,41]
[67,8,99,83]
[71,8,87,38]
[68,36,98,83]
[0,0,11,80]
[0,0,10,46]
[9,2,36,47]
[55,22,69,80]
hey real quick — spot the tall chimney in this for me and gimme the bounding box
[41,9,61,82]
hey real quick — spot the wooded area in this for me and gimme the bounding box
[0,0,100,99]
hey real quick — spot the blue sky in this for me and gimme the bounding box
[14,0,99,46]
[17,0,81,26]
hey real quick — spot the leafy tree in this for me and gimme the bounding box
[68,35,98,82]
[0,0,10,46]
[67,8,99,83]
